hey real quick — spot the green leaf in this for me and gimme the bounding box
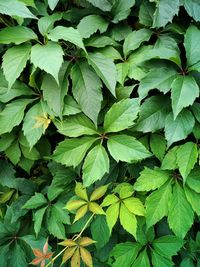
[184,186,200,216]
[41,62,70,117]
[48,211,66,239]
[164,110,195,147]
[106,202,120,232]
[150,134,166,161]
[123,197,145,216]
[85,0,112,11]
[0,26,37,44]
[111,0,135,23]
[83,144,109,187]
[110,242,141,267]
[168,182,194,238]
[48,0,59,10]
[161,146,179,170]
[87,52,117,96]
[139,0,154,27]
[62,96,81,116]
[9,244,27,267]
[2,43,31,88]
[23,193,47,209]
[0,160,16,188]
[5,140,21,164]
[146,182,172,228]
[107,135,151,163]
[0,0,37,19]
[55,114,98,137]
[186,167,200,193]
[138,67,177,101]
[176,142,198,182]
[33,207,47,236]
[151,251,173,267]
[184,24,200,67]
[53,136,97,167]
[48,26,86,52]
[91,216,110,250]
[153,0,180,28]
[134,167,171,192]
[77,15,108,38]
[132,249,150,267]
[104,99,139,133]
[71,61,102,125]
[119,203,137,238]
[135,95,171,133]
[183,0,200,22]
[123,29,152,57]
[153,235,183,258]
[0,98,31,135]
[38,13,62,36]
[171,75,199,119]
[31,41,64,83]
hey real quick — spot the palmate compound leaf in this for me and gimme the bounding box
[31,41,64,83]
[168,182,194,238]
[0,26,37,45]
[53,136,97,167]
[171,75,199,119]
[132,248,150,267]
[103,98,139,133]
[151,250,173,267]
[82,144,109,187]
[107,135,151,163]
[71,61,103,126]
[2,43,31,88]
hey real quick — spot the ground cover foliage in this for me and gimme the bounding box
[1,0,200,266]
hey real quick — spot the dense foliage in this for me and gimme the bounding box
[1,0,200,266]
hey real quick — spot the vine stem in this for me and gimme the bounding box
[44,214,95,267]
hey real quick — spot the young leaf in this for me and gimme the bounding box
[71,61,103,125]
[106,202,120,232]
[0,26,37,44]
[53,136,97,167]
[75,182,88,201]
[31,41,64,83]
[123,197,145,216]
[171,75,199,119]
[90,184,109,201]
[87,52,117,96]
[176,142,198,182]
[103,98,139,133]
[2,44,31,88]
[107,135,151,163]
[83,144,109,187]
[168,182,194,238]
[119,203,137,238]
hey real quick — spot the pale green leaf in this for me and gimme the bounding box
[119,203,137,238]
[164,110,195,147]
[31,41,64,83]
[134,167,171,192]
[186,167,200,193]
[83,144,109,187]
[53,136,96,167]
[184,186,200,215]
[146,182,172,228]
[104,98,139,133]
[168,182,194,238]
[139,0,154,27]
[123,197,145,216]
[123,29,152,57]
[86,0,112,11]
[77,15,108,38]
[107,135,151,163]
[48,0,59,10]
[71,61,102,125]
[176,142,198,182]
[0,26,37,44]
[87,52,117,96]
[161,146,179,170]
[38,13,62,37]
[106,202,120,232]
[2,43,31,88]
[171,75,199,119]
[183,0,200,22]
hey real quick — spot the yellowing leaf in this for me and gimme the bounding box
[78,237,96,247]
[123,197,145,216]
[33,112,51,133]
[89,202,105,215]
[71,248,80,267]
[66,200,87,211]
[59,239,77,247]
[90,184,109,201]
[119,203,137,238]
[75,182,88,201]
[80,247,93,267]
[74,204,88,223]
[62,247,77,264]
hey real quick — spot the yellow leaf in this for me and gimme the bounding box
[75,182,88,201]
[89,202,105,215]
[65,200,87,211]
[78,237,96,247]
[101,194,119,207]
[90,184,109,201]
[33,112,51,133]
[59,239,77,247]
[80,247,93,267]
[73,204,88,223]
[106,202,120,232]
[62,247,77,265]
[71,248,80,267]
[0,189,14,204]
